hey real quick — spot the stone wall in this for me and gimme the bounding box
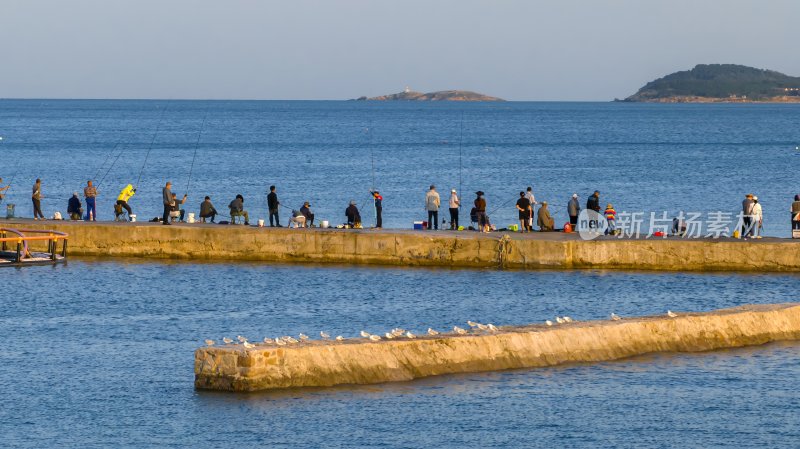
[194,303,800,392]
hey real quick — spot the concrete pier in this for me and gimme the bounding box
[6,219,800,271]
[194,303,800,392]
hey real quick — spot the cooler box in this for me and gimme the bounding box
[793,230,800,239]
[413,221,427,230]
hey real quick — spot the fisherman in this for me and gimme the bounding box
[267,185,281,227]
[345,200,361,228]
[587,190,601,229]
[199,196,218,223]
[161,181,174,225]
[742,193,755,237]
[116,184,135,221]
[449,189,460,230]
[525,187,537,230]
[751,196,763,238]
[84,180,98,221]
[515,191,532,232]
[791,195,800,231]
[288,209,306,228]
[370,190,383,228]
[425,185,440,230]
[170,192,188,222]
[474,191,488,233]
[567,193,580,228]
[0,177,10,201]
[32,178,45,220]
[537,201,554,231]
[67,192,83,220]
[300,201,314,227]
[604,203,617,235]
[228,194,249,225]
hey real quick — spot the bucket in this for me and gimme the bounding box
[564,223,572,233]
[129,214,137,222]
[321,220,329,228]
[257,219,265,227]
[187,213,195,224]
[6,204,15,219]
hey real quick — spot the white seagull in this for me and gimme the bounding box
[611,313,621,321]
[299,333,310,342]
[243,341,255,349]
[427,328,439,336]
[222,337,233,345]
[285,336,299,344]
[467,320,479,328]
[335,336,345,341]
[384,332,395,339]
[369,334,381,341]
[453,326,468,335]
[545,320,553,326]
[204,339,215,346]
[477,323,488,331]
[237,335,247,343]
[667,310,678,318]
[360,330,371,338]
[275,338,287,346]
[487,324,498,332]
[563,316,573,323]
[405,331,416,339]
[320,331,331,340]
[556,317,565,324]
[263,337,273,344]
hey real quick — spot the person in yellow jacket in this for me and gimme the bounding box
[115,184,135,221]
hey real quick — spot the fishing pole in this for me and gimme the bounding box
[97,143,125,187]
[458,112,464,197]
[136,102,169,189]
[185,107,208,196]
[92,141,119,181]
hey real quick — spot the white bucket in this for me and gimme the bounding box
[129,214,137,222]
[321,220,329,228]
[187,213,195,224]
[257,219,265,227]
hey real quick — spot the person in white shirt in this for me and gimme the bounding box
[425,185,441,230]
[525,186,537,230]
[751,195,763,238]
[448,189,460,230]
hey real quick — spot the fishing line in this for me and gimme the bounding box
[92,140,120,181]
[97,143,125,187]
[185,107,209,195]
[458,112,464,196]
[135,102,169,189]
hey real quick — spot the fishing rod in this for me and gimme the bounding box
[92,140,120,182]
[136,102,170,189]
[97,143,125,187]
[185,107,209,196]
[458,112,464,197]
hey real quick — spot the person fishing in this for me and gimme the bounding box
[449,189,460,230]
[170,192,187,222]
[199,196,218,223]
[84,180,98,221]
[300,201,315,227]
[345,200,361,228]
[474,191,488,233]
[32,178,45,220]
[267,185,281,227]
[67,192,83,221]
[228,194,249,225]
[370,190,383,228]
[116,184,135,221]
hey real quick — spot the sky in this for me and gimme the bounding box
[2,0,799,101]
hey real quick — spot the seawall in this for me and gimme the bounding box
[6,219,800,271]
[194,303,800,392]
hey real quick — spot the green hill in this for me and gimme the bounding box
[624,64,800,102]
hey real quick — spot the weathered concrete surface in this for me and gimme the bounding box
[6,219,800,271]
[194,303,800,392]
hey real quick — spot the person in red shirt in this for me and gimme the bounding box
[604,203,617,235]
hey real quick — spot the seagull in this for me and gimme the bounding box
[299,333,310,342]
[369,334,381,341]
[320,331,331,340]
[285,336,299,344]
[667,310,678,318]
[275,338,286,346]
[477,323,488,331]
[391,328,405,337]
[467,320,479,328]
[487,324,498,332]
[204,339,215,346]
[384,332,395,339]
[556,317,565,324]
[237,335,247,343]
[563,316,573,323]
[335,336,344,341]
[222,337,233,344]
[360,330,371,338]
[263,337,273,344]
[243,341,255,349]
[427,328,439,336]
[453,326,467,335]
[545,320,553,326]
[405,331,416,339]
[611,313,621,321]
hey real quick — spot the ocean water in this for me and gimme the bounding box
[1,260,799,448]
[1,100,799,234]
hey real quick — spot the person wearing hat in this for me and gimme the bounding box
[567,193,581,228]
[474,191,488,232]
[345,200,361,228]
[67,192,83,221]
[425,184,440,230]
[604,203,617,235]
[751,196,762,238]
[448,189,460,230]
[300,201,315,227]
[516,191,533,232]
[791,195,800,231]
[742,193,755,237]
[369,190,382,228]
[537,201,554,231]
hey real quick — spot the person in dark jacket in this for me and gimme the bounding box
[515,191,532,232]
[228,194,249,225]
[567,193,580,227]
[474,191,488,233]
[200,196,218,223]
[162,181,173,225]
[791,195,800,231]
[267,185,281,227]
[67,192,83,220]
[370,190,383,228]
[300,201,314,227]
[345,200,361,228]
[586,190,601,229]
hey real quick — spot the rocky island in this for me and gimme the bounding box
[355,89,503,102]
[622,64,800,103]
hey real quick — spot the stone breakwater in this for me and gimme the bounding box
[194,303,800,392]
[7,219,800,271]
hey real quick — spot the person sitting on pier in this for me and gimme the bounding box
[345,200,362,228]
[67,192,83,220]
[199,196,218,223]
[115,184,135,221]
[537,201,554,231]
[228,194,249,225]
[170,192,187,222]
[300,201,314,227]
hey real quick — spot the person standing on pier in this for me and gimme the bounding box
[751,196,763,238]
[267,185,281,227]
[370,191,382,228]
[449,189,460,230]
[568,194,580,228]
[516,191,532,232]
[162,181,174,225]
[31,178,45,220]
[84,180,97,221]
[587,190,601,229]
[474,191,488,233]
[742,194,755,237]
[425,185,440,230]
[525,187,537,230]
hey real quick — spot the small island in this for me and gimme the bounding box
[355,88,504,102]
[622,64,800,103]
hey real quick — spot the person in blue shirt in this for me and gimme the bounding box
[370,190,383,228]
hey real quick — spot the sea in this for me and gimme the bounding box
[1,100,799,448]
